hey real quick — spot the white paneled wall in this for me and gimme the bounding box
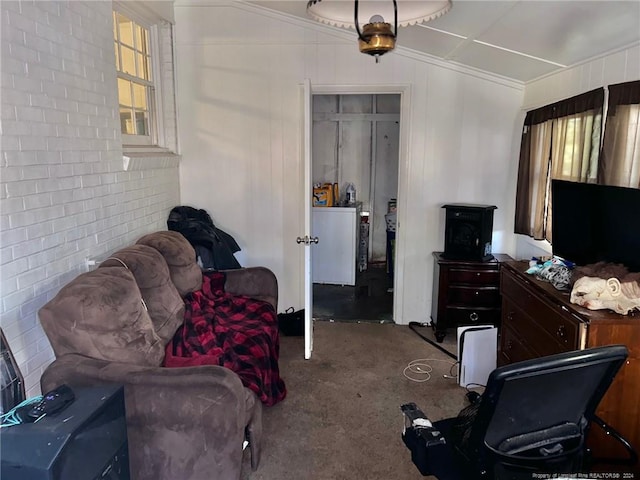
[524,45,640,110]
[174,3,525,324]
[0,1,180,396]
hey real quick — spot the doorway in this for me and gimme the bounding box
[311,93,400,322]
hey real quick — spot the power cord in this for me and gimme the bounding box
[408,322,457,360]
[403,358,458,383]
[463,382,485,404]
[1,395,43,428]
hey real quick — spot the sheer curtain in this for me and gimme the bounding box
[514,119,553,240]
[515,89,604,241]
[598,80,640,188]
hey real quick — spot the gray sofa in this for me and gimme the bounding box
[38,231,278,480]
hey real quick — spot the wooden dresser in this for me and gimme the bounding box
[430,252,513,342]
[500,260,640,461]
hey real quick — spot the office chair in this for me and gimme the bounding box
[402,345,638,479]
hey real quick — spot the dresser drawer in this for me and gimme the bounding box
[448,285,501,307]
[501,298,571,357]
[446,307,501,326]
[501,272,581,350]
[449,268,500,286]
[499,324,537,366]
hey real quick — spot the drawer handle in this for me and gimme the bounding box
[475,291,479,295]
[470,312,479,322]
[556,325,567,340]
[505,340,513,350]
[507,312,514,321]
[476,272,481,276]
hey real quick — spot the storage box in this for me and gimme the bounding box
[313,185,334,206]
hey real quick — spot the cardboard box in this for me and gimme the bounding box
[313,184,335,206]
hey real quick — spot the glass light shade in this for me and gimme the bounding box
[307,0,452,29]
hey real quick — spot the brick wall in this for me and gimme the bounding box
[0,1,180,397]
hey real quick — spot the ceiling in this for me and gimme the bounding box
[247,0,640,83]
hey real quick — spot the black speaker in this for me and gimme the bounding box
[1,385,129,480]
[442,204,497,262]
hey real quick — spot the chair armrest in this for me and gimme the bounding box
[590,415,639,466]
[221,266,278,311]
[41,354,259,480]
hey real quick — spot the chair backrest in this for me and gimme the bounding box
[469,345,628,459]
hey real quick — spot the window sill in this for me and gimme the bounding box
[122,146,181,171]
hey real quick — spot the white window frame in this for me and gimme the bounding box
[113,5,166,149]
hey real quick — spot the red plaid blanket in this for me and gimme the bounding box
[163,271,286,406]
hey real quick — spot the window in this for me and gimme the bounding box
[114,11,155,145]
[514,88,604,242]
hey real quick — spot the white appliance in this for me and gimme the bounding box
[312,206,358,286]
[456,325,498,388]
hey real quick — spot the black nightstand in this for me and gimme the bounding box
[430,252,513,342]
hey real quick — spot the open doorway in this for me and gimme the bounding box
[311,93,400,322]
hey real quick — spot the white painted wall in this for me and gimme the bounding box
[174,2,525,324]
[0,1,180,396]
[515,45,640,261]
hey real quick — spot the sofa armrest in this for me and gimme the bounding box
[221,266,278,311]
[41,354,260,480]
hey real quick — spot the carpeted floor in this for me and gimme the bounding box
[241,321,466,480]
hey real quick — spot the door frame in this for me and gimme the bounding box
[308,84,411,325]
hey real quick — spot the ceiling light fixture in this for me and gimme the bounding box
[307,0,452,62]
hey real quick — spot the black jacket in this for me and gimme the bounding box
[167,206,241,270]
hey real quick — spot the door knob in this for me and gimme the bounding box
[296,236,319,245]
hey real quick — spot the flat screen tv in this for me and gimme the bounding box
[551,179,640,272]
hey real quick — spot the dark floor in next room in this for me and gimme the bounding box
[312,263,394,322]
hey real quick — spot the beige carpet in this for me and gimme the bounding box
[242,321,467,480]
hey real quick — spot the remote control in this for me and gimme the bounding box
[27,384,75,419]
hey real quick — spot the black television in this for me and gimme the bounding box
[551,179,640,272]
[0,385,129,480]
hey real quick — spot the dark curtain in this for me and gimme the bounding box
[598,80,640,188]
[514,88,604,240]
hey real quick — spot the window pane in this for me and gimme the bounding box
[118,78,132,107]
[120,107,134,134]
[116,13,134,47]
[120,46,135,76]
[136,53,148,80]
[136,25,149,54]
[135,110,148,136]
[144,55,152,81]
[114,42,120,72]
[132,83,147,110]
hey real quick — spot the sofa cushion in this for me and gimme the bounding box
[39,266,165,366]
[100,244,184,344]
[136,231,202,297]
